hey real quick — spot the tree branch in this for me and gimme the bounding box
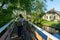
[0,2,5,8]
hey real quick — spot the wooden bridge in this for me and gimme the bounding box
[0,19,60,40]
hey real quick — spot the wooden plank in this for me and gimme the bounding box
[34,31,44,40]
[0,23,14,40]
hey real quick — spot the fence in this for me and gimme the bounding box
[0,20,14,40]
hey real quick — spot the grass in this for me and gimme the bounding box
[41,20,59,26]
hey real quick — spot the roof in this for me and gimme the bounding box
[47,8,56,13]
[56,11,60,16]
[46,8,60,16]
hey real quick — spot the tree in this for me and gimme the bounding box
[0,0,53,27]
[30,0,53,25]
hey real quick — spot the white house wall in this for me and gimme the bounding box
[43,13,60,21]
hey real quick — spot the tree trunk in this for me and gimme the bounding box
[26,10,31,20]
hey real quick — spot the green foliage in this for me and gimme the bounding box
[51,22,60,28]
[41,20,59,26]
[0,0,53,27]
[41,20,60,28]
[30,0,54,27]
[30,9,45,24]
[0,9,13,27]
[0,0,19,27]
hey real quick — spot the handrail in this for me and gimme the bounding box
[28,21,59,40]
[0,20,14,33]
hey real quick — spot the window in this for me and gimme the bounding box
[54,16,56,19]
[46,16,48,19]
[50,14,54,19]
[50,16,52,19]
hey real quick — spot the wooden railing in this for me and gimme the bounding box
[0,20,15,40]
[26,21,59,40]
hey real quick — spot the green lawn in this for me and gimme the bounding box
[41,21,59,26]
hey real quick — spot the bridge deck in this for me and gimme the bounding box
[10,27,44,40]
[0,20,59,40]
[10,26,31,40]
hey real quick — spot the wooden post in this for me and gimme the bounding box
[47,37,52,40]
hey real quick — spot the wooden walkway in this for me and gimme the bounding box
[10,26,44,40]
[10,26,31,40]
[10,26,19,40]
[0,20,59,40]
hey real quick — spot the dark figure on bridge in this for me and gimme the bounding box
[17,14,24,39]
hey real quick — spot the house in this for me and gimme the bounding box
[43,8,60,21]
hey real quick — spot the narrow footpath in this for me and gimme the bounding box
[10,26,31,40]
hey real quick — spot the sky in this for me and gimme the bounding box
[46,0,60,11]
